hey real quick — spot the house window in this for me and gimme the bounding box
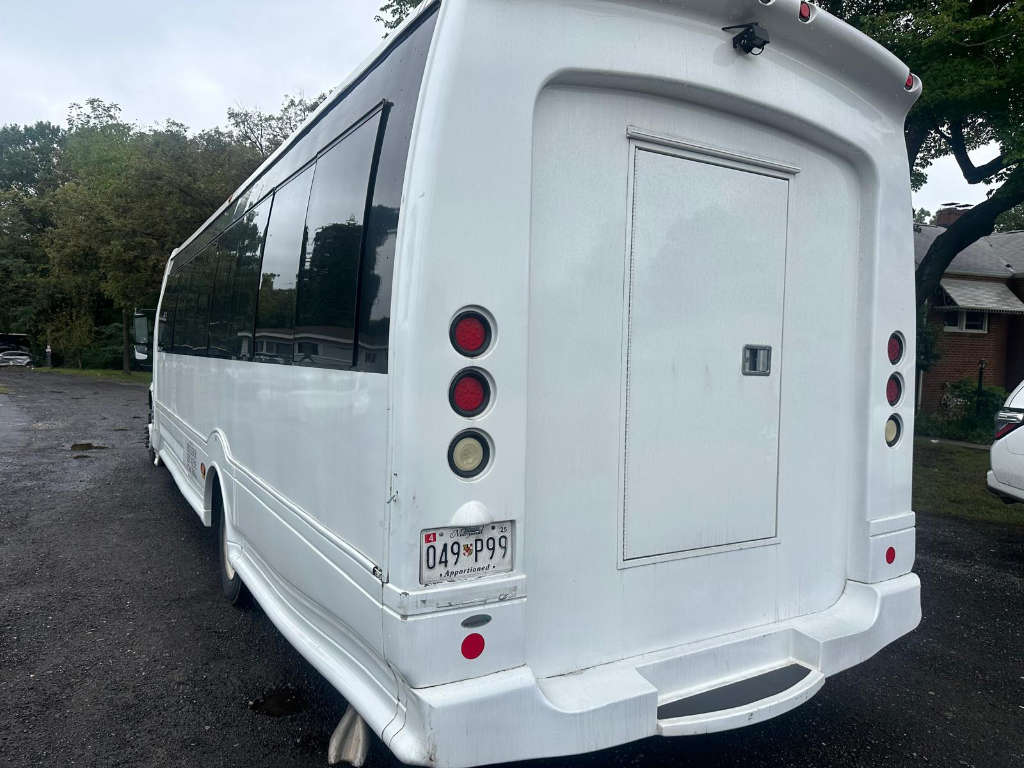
[943,309,989,333]
[963,311,987,331]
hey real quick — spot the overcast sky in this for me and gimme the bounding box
[0,0,995,215]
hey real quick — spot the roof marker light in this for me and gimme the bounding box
[799,2,812,21]
[905,73,915,90]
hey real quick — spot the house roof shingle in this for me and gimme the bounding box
[985,231,1024,276]
[913,224,1024,278]
[940,278,1024,314]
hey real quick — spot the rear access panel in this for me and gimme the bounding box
[620,138,791,563]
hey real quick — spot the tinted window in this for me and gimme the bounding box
[293,115,380,368]
[162,6,437,369]
[158,270,181,352]
[171,262,195,354]
[254,166,314,364]
[209,199,271,359]
[173,251,218,354]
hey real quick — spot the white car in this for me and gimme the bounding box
[0,351,32,367]
[988,381,1024,503]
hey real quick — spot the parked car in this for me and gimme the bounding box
[988,380,1024,503]
[0,351,32,367]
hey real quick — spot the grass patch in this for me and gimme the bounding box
[913,438,1023,526]
[0,385,8,394]
[34,367,151,386]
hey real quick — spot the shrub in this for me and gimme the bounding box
[79,322,122,369]
[917,378,1007,445]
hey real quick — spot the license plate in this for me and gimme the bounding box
[420,523,513,585]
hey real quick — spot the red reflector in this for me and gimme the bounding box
[452,373,487,415]
[996,422,1023,440]
[885,547,896,565]
[887,333,904,365]
[799,1,811,21]
[461,633,485,660]
[886,375,902,406]
[451,311,491,357]
[905,73,915,90]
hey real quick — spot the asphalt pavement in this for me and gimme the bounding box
[0,369,1021,768]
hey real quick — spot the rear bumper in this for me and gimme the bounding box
[385,574,921,768]
[987,470,1024,503]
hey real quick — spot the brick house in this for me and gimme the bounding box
[914,215,1024,412]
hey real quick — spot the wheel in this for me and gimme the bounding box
[214,485,250,607]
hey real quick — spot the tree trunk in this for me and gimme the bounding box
[122,306,132,375]
[916,164,1024,307]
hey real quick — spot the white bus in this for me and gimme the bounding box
[150,1,921,765]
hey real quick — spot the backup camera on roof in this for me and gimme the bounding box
[722,23,770,55]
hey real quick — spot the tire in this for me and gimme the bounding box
[214,484,250,607]
[146,392,157,466]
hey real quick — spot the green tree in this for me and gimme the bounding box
[46,99,262,372]
[821,1,1024,307]
[227,92,328,159]
[375,0,420,30]
[0,121,64,195]
[995,203,1024,231]
[0,121,65,350]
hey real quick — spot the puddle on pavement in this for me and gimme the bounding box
[70,442,107,451]
[72,454,93,460]
[248,688,307,717]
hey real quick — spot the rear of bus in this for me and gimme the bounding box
[380,1,920,764]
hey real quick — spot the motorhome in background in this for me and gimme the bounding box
[148,1,921,765]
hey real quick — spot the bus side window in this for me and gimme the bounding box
[293,114,381,369]
[254,165,314,364]
[158,270,180,352]
[172,261,196,354]
[178,250,217,356]
[206,238,236,359]
[209,198,271,360]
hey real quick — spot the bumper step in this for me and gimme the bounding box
[656,663,824,735]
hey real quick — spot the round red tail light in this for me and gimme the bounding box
[905,73,915,90]
[451,311,491,357]
[450,370,491,417]
[886,374,903,406]
[885,546,896,565]
[799,1,811,21]
[887,333,904,365]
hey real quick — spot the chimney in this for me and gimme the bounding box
[934,203,970,228]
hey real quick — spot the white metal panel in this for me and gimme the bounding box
[523,84,858,678]
[154,354,388,657]
[621,146,789,560]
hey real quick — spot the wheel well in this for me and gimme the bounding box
[206,467,224,523]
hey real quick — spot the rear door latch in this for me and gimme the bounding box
[742,345,772,376]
